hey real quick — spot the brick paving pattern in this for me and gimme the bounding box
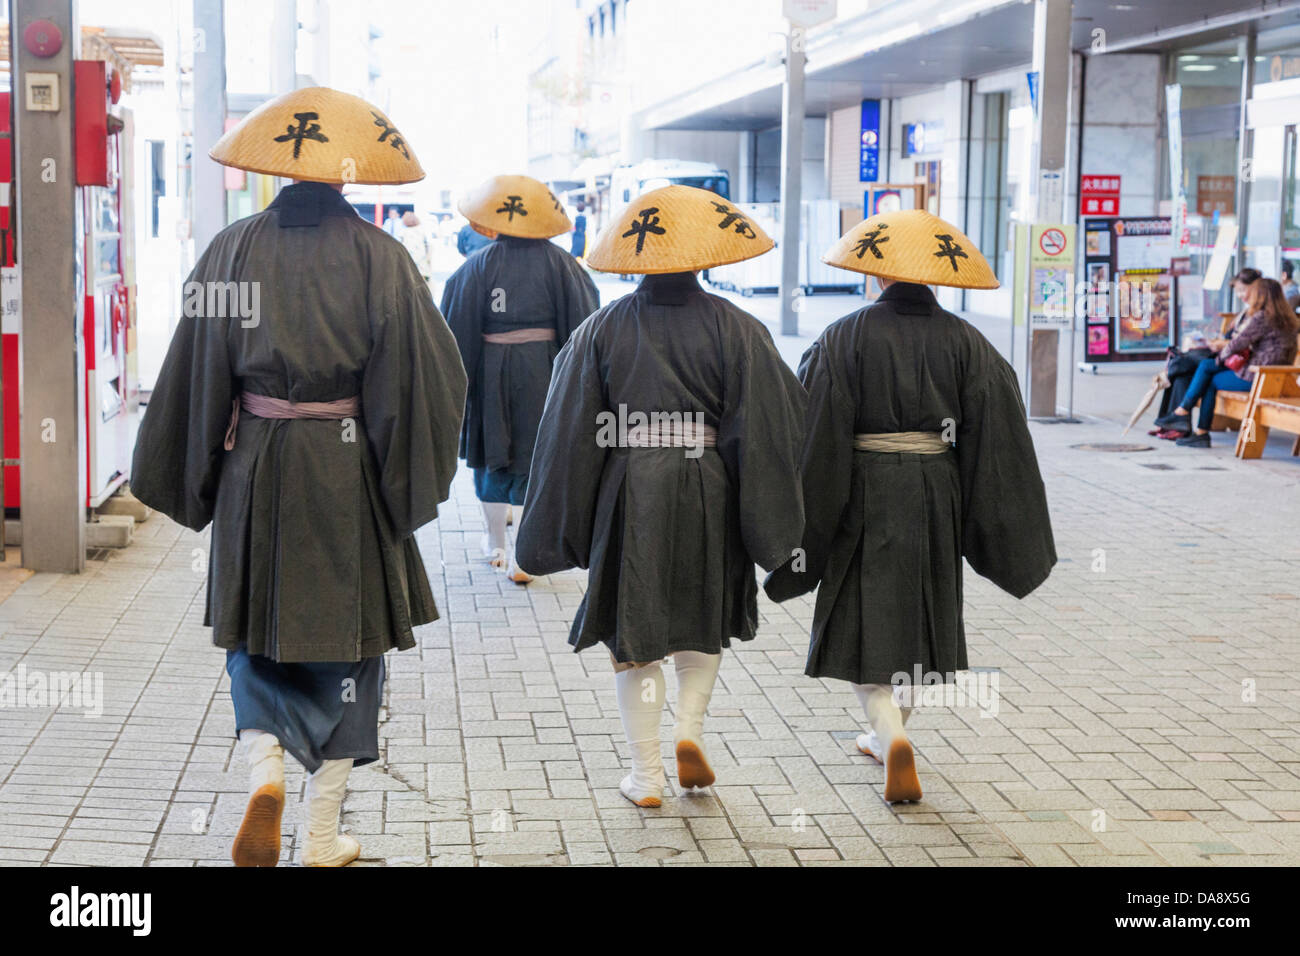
[1,411,1297,867]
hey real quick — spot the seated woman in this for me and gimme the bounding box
[1155,277,1300,447]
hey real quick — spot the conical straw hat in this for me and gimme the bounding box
[824,209,998,289]
[209,86,424,185]
[458,175,572,240]
[586,185,774,274]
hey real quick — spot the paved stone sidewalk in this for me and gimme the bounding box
[0,414,1297,866]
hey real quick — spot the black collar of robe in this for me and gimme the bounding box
[877,281,937,315]
[636,272,701,306]
[269,182,359,228]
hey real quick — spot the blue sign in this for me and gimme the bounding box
[859,99,880,183]
[1027,71,1039,115]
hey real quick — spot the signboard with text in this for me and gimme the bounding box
[859,99,880,182]
[1080,175,1120,217]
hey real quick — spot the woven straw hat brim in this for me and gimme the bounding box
[458,175,572,240]
[823,209,999,290]
[210,87,424,186]
[586,184,774,275]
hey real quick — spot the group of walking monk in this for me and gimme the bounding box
[131,86,1055,866]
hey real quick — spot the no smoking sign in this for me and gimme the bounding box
[1038,227,1067,256]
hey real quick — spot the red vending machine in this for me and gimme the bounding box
[2,61,135,512]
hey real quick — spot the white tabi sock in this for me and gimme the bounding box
[301,758,361,867]
[481,502,508,567]
[232,730,285,867]
[672,651,720,790]
[615,663,666,807]
[506,507,534,584]
[852,683,922,803]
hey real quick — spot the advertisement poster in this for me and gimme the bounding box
[1086,262,1110,321]
[1087,325,1110,356]
[1115,218,1173,270]
[1085,222,1111,257]
[1116,271,1173,352]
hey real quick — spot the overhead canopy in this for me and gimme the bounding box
[0,25,164,90]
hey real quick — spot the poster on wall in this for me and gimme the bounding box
[1116,271,1173,353]
[1028,224,1076,328]
[1115,218,1174,270]
[1087,325,1110,356]
[1086,263,1110,321]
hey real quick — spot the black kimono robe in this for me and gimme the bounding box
[440,236,599,482]
[131,182,467,663]
[764,282,1055,685]
[516,272,807,662]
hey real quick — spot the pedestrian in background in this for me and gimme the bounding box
[131,88,466,866]
[441,174,599,582]
[382,206,402,236]
[399,209,432,281]
[571,200,588,259]
[1282,259,1299,312]
[765,209,1056,804]
[517,186,807,808]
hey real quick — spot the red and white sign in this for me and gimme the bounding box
[1080,175,1121,217]
[784,0,837,28]
[1038,227,1067,256]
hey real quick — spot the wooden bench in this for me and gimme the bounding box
[1235,359,1300,458]
[1210,323,1300,434]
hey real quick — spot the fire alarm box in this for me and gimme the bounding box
[74,59,110,186]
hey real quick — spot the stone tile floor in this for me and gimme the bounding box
[0,415,1297,866]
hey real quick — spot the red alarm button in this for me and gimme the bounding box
[23,19,63,58]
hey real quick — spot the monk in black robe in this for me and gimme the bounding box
[131,88,466,865]
[765,210,1055,803]
[517,186,806,807]
[442,175,598,583]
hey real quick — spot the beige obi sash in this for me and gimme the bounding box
[224,393,361,451]
[853,431,950,454]
[626,420,718,448]
[482,327,557,345]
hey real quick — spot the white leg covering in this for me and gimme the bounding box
[852,683,921,803]
[301,758,361,867]
[481,502,508,567]
[615,663,666,807]
[232,730,285,867]
[506,507,534,584]
[672,651,720,789]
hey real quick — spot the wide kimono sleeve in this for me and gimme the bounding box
[515,320,609,574]
[439,255,486,395]
[363,252,468,537]
[957,354,1056,598]
[763,337,855,601]
[129,252,234,532]
[552,251,600,345]
[717,317,808,573]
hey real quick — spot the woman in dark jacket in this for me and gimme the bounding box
[1157,278,1300,446]
[517,186,806,808]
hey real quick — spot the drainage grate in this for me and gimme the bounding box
[1070,442,1155,452]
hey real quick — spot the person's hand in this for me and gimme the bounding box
[1209,337,1227,350]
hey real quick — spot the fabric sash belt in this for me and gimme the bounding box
[853,431,950,454]
[625,420,718,448]
[482,327,557,345]
[224,393,361,451]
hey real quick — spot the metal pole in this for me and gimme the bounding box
[13,0,85,571]
[1233,28,1255,280]
[192,0,226,253]
[778,24,805,337]
[1028,0,1072,418]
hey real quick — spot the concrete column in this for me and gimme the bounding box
[938,79,970,313]
[778,26,805,336]
[13,0,85,572]
[1028,0,1072,417]
[192,0,226,253]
